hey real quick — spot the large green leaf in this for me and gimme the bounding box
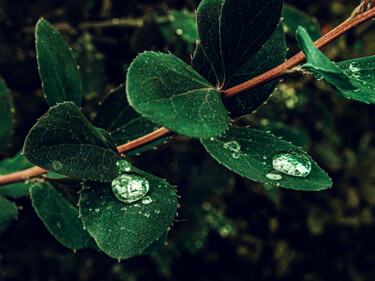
[0,151,34,198]
[23,102,120,182]
[35,19,82,106]
[196,0,282,86]
[0,196,18,230]
[79,166,177,260]
[30,182,93,250]
[0,76,13,152]
[281,4,322,41]
[223,24,287,116]
[201,128,332,191]
[337,56,375,104]
[95,84,167,154]
[126,51,229,138]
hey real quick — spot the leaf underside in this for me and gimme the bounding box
[201,127,332,191]
[126,51,229,138]
[23,102,120,182]
[35,19,82,106]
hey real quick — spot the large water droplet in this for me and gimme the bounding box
[266,171,282,180]
[116,159,132,172]
[223,141,241,158]
[111,174,149,203]
[272,151,312,177]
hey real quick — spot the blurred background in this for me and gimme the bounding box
[1,0,375,280]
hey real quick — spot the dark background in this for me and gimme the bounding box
[1,0,375,280]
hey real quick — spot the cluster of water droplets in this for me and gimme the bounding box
[111,159,151,204]
[223,140,241,159]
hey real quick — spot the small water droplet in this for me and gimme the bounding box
[232,153,240,159]
[176,28,183,35]
[223,140,241,159]
[56,222,61,228]
[116,159,132,172]
[266,171,282,180]
[111,174,150,203]
[144,212,151,218]
[154,209,161,214]
[142,196,153,205]
[95,208,100,213]
[349,62,360,72]
[272,151,312,177]
[52,160,62,171]
[315,74,323,80]
[263,156,268,160]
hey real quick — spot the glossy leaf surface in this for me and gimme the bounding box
[127,52,228,138]
[36,19,82,106]
[23,102,120,182]
[201,128,332,191]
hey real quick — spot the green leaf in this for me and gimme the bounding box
[126,51,229,138]
[35,18,82,106]
[0,76,14,152]
[79,168,177,260]
[139,232,168,256]
[0,151,34,198]
[30,182,93,250]
[281,4,322,41]
[169,10,199,43]
[95,85,168,155]
[196,0,282,86]
[0,196,18,230]
[201,128,332,191]
[223,24,287,116]
[336,56,375,104]
[74,33,105,100]
[23,102,120,182]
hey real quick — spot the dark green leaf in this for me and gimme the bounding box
[0,196,18,230]
[223,24,287,116]
[79,168,177,260]
[196,0,282,86]
[337,56,375,104]
[0,151,34,198]
[297,27,355,91]
[30,182,93,250]
[126,51,229,138]
[74,33,105,100]
[139,232,168,256]
[35,19,82,106]
[23,102,120,182]
[0,76,13,152]
[169,10,199,43]
[201,128,332,191]
[281,4,322,41]
[95,85,168,155]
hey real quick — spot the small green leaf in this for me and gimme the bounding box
[30,182,93,250]
[95,85,168,154]
[201,128,332,191]
[281,4,322,41]
[126,51,229,138]
[0,196,18,230]
[223,24,287,116]
[0,151,34,198]
[79,168,177,260]
[337,56,375,104]
[23,102,120,182]
[0,76,14,152]
[74,33,105,100]
[36,18,82,106]
[169,10,199,43]
[196,0,282,86]
[296,27,354,90]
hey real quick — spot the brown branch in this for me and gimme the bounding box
[1,6,375,187]
[223,5,375,98]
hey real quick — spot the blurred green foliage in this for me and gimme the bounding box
[1,0,375,280]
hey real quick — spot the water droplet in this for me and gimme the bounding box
[272,151,312,177]
[232,153,240,159]
[95,208,100,213]
[144,212,151,218]
[223,141,241,159]
[111,174,150,203]
[349,62,360,72]
[154,209,161,214]
[315,74,323,80]
[142,196,153,205]
[176,28,183,35]
[52,160,62,171]
[263,156,268,160]
[266,171,282,180]
[116,159,132,172]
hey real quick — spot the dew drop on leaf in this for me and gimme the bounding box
[111,174,150,203]
[141,196,153,205]
[272,151,312,177]
[52,160,63,171]
[116,159,132,172]
[315,74,323,80]
[266,171,282,181]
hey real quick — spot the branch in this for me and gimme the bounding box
[1,6,374,187]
